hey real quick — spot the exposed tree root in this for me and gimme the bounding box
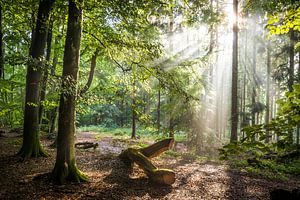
[52,160,88,184]
[18,141,48,159]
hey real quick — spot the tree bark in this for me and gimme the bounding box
[157,83,161,134]
[140,138,174,158]
[48,35,60,134]
[265,46,271,143]
[39,20,53,124]
[251,32,257,127]
[52,0,87,184]
[230,0,238,142]
[131,65,137,139]
[18,0,54,158]
[287,30,295,144]
[0,4,4,79]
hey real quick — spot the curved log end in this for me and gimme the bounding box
[151,169,175,185]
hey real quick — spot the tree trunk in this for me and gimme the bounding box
[52,0,87,184]
[131,65,137,139]
[18,0,54,158]
[49,106,58,133]
[297,50,300,145]
[251,34,257,127]
[230,0,238,142]
[157,83,161,134]
[265,46,271,143]
[0,4,4,79]
[48,35,60,134]
[39,20,53,124]
[287,30,295,144]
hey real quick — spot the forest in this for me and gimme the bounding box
[0,0,299,199]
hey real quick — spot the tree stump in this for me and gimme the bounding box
[119,138,175,185]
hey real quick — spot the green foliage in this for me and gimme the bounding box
[241,84,300,147]
[220,85,300,178]
[267,5,300,35]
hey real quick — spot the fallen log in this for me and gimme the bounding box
[75,142,98,149]
[119,138,175,185]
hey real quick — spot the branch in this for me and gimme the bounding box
[79,49,99,96]
[83,30,132,73]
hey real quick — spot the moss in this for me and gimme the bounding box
[18,140,48,158]
[52,159,88,184]
[67,159,88,182]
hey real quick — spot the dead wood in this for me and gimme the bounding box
[119,138,175,185]
[75,142,98,149]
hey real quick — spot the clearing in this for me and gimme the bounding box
[0,131,299,200]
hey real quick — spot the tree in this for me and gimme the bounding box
[157,82,161,133]
[230,0,238,142]
[265,45,271,143]
[18,0,54,158]
[39,20,53,124]
[131,65,137,139]
[0,4,4,79]
[52,0,87,183]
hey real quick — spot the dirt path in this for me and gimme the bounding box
[0,132,299,200]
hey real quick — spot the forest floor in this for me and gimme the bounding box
[0,130,299,200]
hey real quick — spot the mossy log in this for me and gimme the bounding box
[119,138,175,185]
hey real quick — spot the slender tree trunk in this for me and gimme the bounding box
[157,83,161,134]
[265,47,271,143]
[0,5,4,79]
[48,35,60,134]
[131,66,137,139]
[52,0,87,184]
[39,20,53,124]
[299,48,300,83]
[120,97,124,127]
[297,50,300,145]
[288,31,295,92]
[241,73,246,138]
[297,128,299,145]
[230,0,238,142]
[168,2,175,138]
[287,30,295,144]
[251,37,257,127]
[18,0,54,158]
[49,107,58,133]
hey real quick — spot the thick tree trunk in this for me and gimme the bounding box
[18,0,54,158]
[119,138,175,185]
[52,0,87,184]
[230,0,238,142]
[0,5,4,79]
